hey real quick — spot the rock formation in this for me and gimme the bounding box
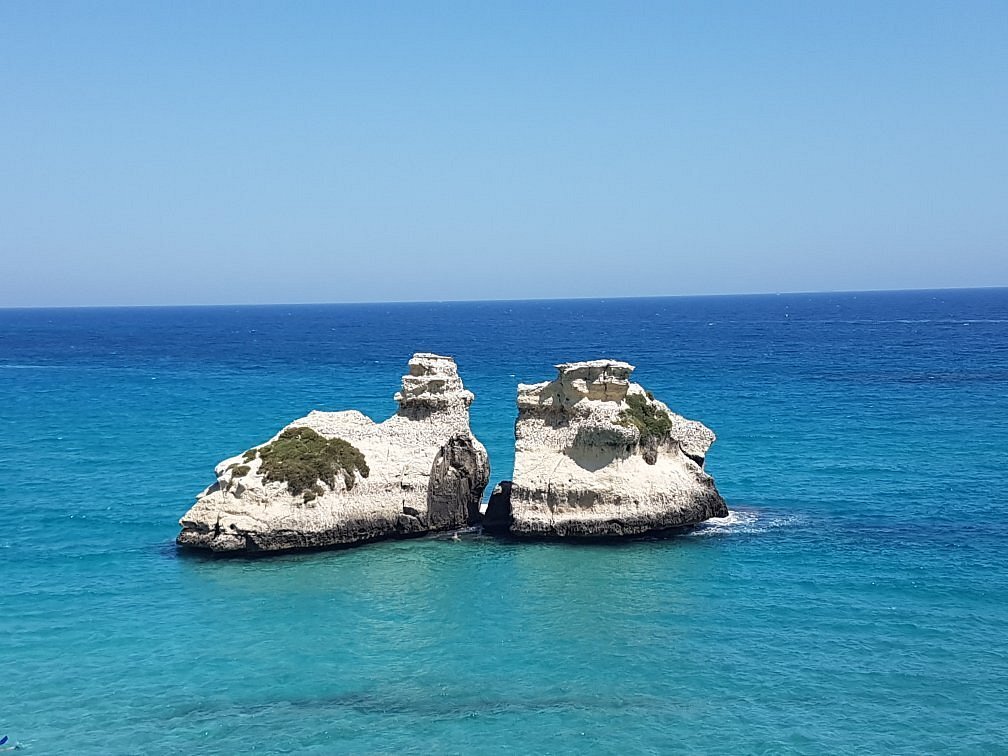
[177,353,490,553]
[491,359,727,537]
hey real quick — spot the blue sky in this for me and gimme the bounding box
[1,1,1006,306]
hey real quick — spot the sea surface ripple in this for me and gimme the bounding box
[1,289,1007,753]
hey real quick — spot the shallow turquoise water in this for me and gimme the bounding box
[2,290,1007,753]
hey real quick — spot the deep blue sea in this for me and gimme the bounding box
[2,289,1008,754]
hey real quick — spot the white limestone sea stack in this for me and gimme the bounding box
[484,360,728,537]
[177,353,490,553]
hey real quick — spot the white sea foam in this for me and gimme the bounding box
[692,509,757,535]
[690,508,804,536]
[0,363,66,369]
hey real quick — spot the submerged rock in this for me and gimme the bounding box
[496,359,727,537]
[177,353,490,553]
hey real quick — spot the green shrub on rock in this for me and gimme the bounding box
[250,426,369,501]
[619,392,673,446]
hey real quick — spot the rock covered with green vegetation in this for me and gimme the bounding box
[251,427,370,502]
[177,353,489,553]
[485,359,727,537]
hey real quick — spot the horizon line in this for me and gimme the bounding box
[2,284,1006,311]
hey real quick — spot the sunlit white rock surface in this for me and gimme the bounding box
[489,359,727,537]
[177,353,489,552]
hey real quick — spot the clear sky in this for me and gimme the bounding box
[1,1,1006,307]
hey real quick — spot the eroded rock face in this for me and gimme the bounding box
[177,353,490,553]
[501,359,727,537]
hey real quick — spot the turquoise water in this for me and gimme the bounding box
[2,290,1007,753]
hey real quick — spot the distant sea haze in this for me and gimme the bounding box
[1,287,1007,752]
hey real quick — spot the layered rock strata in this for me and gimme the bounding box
[177,353,489,553]
[495,360,727,537]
